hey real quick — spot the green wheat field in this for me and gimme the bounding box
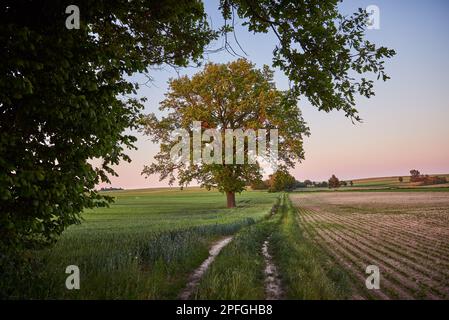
[10,181,449,300]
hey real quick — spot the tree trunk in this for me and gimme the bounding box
[226,191,236,208]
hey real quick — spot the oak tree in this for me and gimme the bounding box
[141,60,309,207]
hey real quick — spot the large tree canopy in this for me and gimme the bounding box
[0,0,215,265]
[141,59,309,207]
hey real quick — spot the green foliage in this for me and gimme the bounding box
[221,0,396,121]
[141,59,309,200]
[268,169,297,192]
[0,0,215,265]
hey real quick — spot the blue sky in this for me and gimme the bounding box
[103,0,449,189]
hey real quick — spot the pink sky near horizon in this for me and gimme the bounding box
[100,88,449,189]
[97,0,449,190]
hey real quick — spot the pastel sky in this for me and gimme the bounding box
[99,0,449,189]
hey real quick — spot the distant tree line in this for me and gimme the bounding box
[295,180,329,188]
[254,169,448,192]
[251,172,356,192]
[408,170,447,186]
[251,170,297,192]
[99,187,124,191]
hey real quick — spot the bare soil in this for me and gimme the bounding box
[291,191,449,299]
[179,236,233,300]
[262,238,284,300]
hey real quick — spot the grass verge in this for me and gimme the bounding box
[270,195,353,299]
[194,199,281,299]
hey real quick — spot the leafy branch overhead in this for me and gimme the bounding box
[0,0,216,259]
[220,0,396,121]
